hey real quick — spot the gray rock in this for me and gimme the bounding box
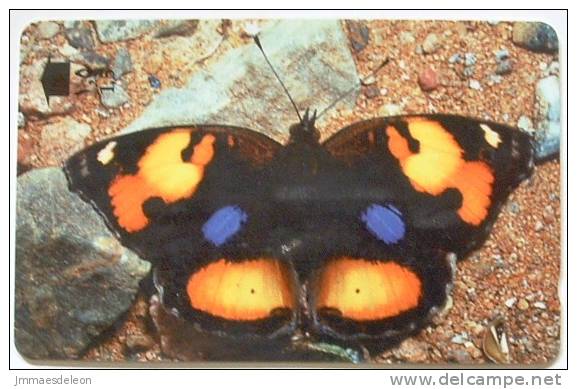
[517,115,534,132]
[112,48,133,79]
[469,79,482,90]
[534,75,561,159]
[154,20,199,38]
[422,33,441,54]
[18,112,25,128]
[512,22,558,53]
[495,49,510,61]
[495,60,513,75]
[76,51,110,69]
[19,59,74,116]
[122,20,358,141]
[37,21,60,39]
[346,20,370,52]
[448,53,463,64]
[95,20,158,42]
[65,27,95,50]
[464,52,477,67]
[15,168,150,359]
[100,85,130,108]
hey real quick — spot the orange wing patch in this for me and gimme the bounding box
[109,130,216,232]
[316,258,422,321]
[187,258,295,321]
[386,118,494,225]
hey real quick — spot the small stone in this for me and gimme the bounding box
[534,302,547,310]
[95,20,158,42]
[517,298,530,311]
[154,20,199,38]
[418,67,439,92]
[18,112,25,128]
[112,48,133,79]
[448,53,463,64]
[361,75,376,85]
[537,76,561,122]
[100,85,130,108]
[495,49,510,61]
[451,334,468,344]
[505,297,517,308]
[65,27,95,50]
[415,45,423,55]
[378,103,403,116]
[422,33,441,54]
[517,115,534,132]
[399,31,415,44]
[392,338,429,363]
[148,75,161,89]
[37,21,60,39]
[535,221,544,232]
[364,86,380,99]
[347,21,370,52]
[447,349,472,363]
[512,22,558,53]
[487,74,503,85]
[495,60,513,75]
[78,51,110,69]
[125,333,155,352]
[469,79,482,90]
[462,66,475,78]
[464,52,477,67]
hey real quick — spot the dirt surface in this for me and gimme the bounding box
[17,19,562,365]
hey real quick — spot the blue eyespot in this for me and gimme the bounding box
[202,206,248,247]
[361,204,405,244]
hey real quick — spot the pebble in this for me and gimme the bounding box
[462,66,475,78]
[495,49,510,61]
[505,297,517,308]
[364,86,380,99]
[347,20,370,52]
[392,338,429,363]
[534,75,561,159]
[447,349,473,363]
[95,20,158,42]
[517,115,534,132]
[495,60,513,75]
[487,74,503,85]
[534,302,547,310]
[517,298,530,311]
[451,334,468,344]
[112,48,133,79]
[469,79,482,90]
[78,51,110,69]
[378,103,403,116]
[125,333,155,352]
[418,67,440,92]
[37,21,60,39]
[154,20,199,39]
[18,112,25,128]
[422,33,441,54]
[448,53,463,64]
[148,75,161,89]
[512,22,558,53]
[100,85,130,108]
[534,221,544,232]
[65,27,95,50]
[399,31,416,44]
[464,52,477,67]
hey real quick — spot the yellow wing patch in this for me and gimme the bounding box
[387,118,494,226]
[108,129,215,232]
[187,258,295,321]
[316,258,422,321]
[480,124,502,148]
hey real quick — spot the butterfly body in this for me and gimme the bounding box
[64,113,533,360]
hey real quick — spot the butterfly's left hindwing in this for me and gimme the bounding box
[323,114,534,257]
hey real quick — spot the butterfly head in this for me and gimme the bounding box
[289,108,320,144]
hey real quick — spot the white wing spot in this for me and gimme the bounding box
[480,124,502,148]
[97,141,117,165]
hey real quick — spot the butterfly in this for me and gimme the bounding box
[64,108,534,361]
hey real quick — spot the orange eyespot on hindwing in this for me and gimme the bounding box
[386,118,494,225]
[108,130,216,232]
[316,257,422,321]
[187,258,295,321]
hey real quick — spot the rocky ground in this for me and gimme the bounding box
[16,19,561,365]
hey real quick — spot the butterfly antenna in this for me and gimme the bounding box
[254,35,302,123]
[316,58,390,120]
